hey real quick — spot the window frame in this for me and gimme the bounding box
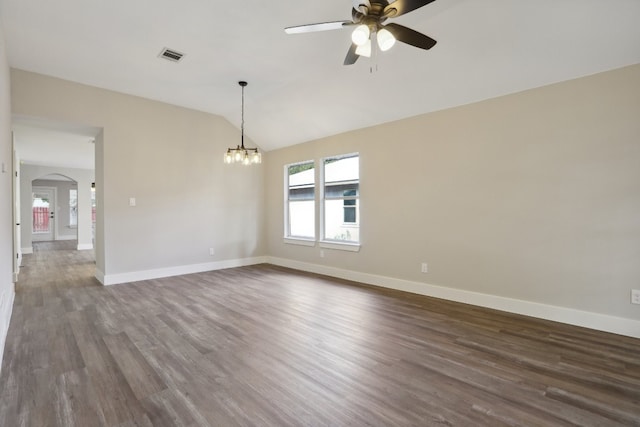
[319,152,360,251]
[283,159,316,245]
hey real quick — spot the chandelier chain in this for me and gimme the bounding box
[223,80,261,165]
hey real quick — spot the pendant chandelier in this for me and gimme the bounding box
[224,81,262,165]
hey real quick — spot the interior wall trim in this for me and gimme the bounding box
[21,247,33,255]
[99,256,268,286]
[77,243,93,251]
[267,257,640,339]
[0,285,16,375]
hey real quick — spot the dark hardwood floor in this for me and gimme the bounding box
[1,241,639,426]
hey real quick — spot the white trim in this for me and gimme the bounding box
[319,241,360,252]
[266,257,640,339]
[21,246,33,254]
[101,256,268,286]
[77,243,93,251]
[284,238,316,247]
[0,284,16,375]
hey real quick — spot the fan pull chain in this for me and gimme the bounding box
[370,33,379,74]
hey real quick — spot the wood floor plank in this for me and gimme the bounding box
[102,332,167,400]
[66,309,149,425]
[140,388,209,427]
[53,368,107,427]
[1,240,639,426]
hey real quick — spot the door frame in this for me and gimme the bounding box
[12,133,20,281]
[31,186,58,242]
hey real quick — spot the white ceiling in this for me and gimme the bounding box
[12,116,98,170]
[1,0,640,155]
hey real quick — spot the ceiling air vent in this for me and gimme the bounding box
[158,47,185,63]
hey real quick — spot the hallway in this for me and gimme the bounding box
[16,241,97,290]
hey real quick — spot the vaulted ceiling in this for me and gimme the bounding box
[2,0,640,157]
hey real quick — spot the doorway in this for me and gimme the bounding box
[31,187,56,242]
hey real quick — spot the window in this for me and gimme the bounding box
[285,161,315,240]
[322,154,359,244]
[69,188,78,227]
[343,189,357,223]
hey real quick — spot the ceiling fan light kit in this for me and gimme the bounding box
[377,28,396,51]
[224,81,262,166]
[351,24,371,46]
[284,0,438,65]
[355,40,372,57]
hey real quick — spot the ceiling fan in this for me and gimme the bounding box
[285,0,438,65]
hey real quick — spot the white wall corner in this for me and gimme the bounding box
[21,247,33,255]
[77,243,93,251]
[102,256,268,286]
[95,269,105,285]
[0,285,16,375]
[266,257,640,340]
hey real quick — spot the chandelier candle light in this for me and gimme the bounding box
[224,81,262,165]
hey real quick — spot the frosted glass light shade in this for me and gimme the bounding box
[377,28,396,51]
[355,39,371,57]
[351,25,370,46]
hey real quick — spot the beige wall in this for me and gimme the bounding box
[0,19,15,369]
[11,69,266,282]
[266,64,640,323]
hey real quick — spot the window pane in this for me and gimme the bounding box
[344,206,356,223]
[324,155,359,183]
[323,154,359,243]
[69,189,78,226]
[325,200,359,242]
[286,161,315,239]
[288,186,314,200]
[325,183,358,198]
[289,200,315,238]
[288,163,314,186]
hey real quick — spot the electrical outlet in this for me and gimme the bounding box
[320,250,325,258]
[209,248,215,256]
[421,262,428,273]
[632,289,640,305]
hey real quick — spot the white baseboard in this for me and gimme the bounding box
[77,243,93,251]
[267,257,640,339]
[0,284,16,376]
[100,256,268,286]
[21,247,33,255]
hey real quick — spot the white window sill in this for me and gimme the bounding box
[284,237,316,247]
[319,240,360,252]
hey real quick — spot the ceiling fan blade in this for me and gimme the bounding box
[285,21,352,34]
[352,0,371,14]
[383,0,436,18]
[352,7,365,23]
[344,43,360,65]
[384,23,437,50]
